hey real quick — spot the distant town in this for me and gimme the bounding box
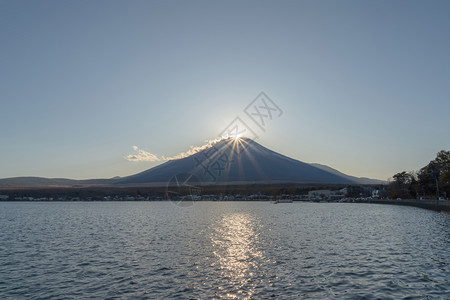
[0,185,446,203]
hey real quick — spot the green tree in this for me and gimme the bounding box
[416,150,450,198]
[393,171,411,185]
[389,171,417,199]
[435,150,450,186]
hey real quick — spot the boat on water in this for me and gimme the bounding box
[273,199,293,204]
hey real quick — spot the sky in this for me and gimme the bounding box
[1,0,449,181]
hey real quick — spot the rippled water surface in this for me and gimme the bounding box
[0,202,448,299]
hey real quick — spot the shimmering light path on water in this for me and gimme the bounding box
[0,202,448,299]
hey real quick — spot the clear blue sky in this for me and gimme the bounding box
[1,0,449,180]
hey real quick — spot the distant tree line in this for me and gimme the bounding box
[1,183,383,200]
[389,150,450,199]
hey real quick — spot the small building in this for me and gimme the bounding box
[371,189,387,199]
[308,190,332,200]
[308,189,345,201]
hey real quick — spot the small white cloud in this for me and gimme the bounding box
[126,146,160,162]
[161,137,227,160]
[126,137,228,163]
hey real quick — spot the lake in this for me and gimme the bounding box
[0,202,448,299]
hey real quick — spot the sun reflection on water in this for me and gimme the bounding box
[210,213,264,299]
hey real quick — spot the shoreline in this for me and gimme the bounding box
[367,198,450,213]
[1,198,449,213]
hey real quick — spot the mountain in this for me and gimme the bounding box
[0,138,385,188]
[309,163,387,185]
[117,138,383,185]
[0,177,114,188]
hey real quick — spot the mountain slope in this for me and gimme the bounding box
[0,177,114,188]
[118,138,364,185]
[309,163,386,185]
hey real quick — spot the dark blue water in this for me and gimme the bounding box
[0,202,449,299]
